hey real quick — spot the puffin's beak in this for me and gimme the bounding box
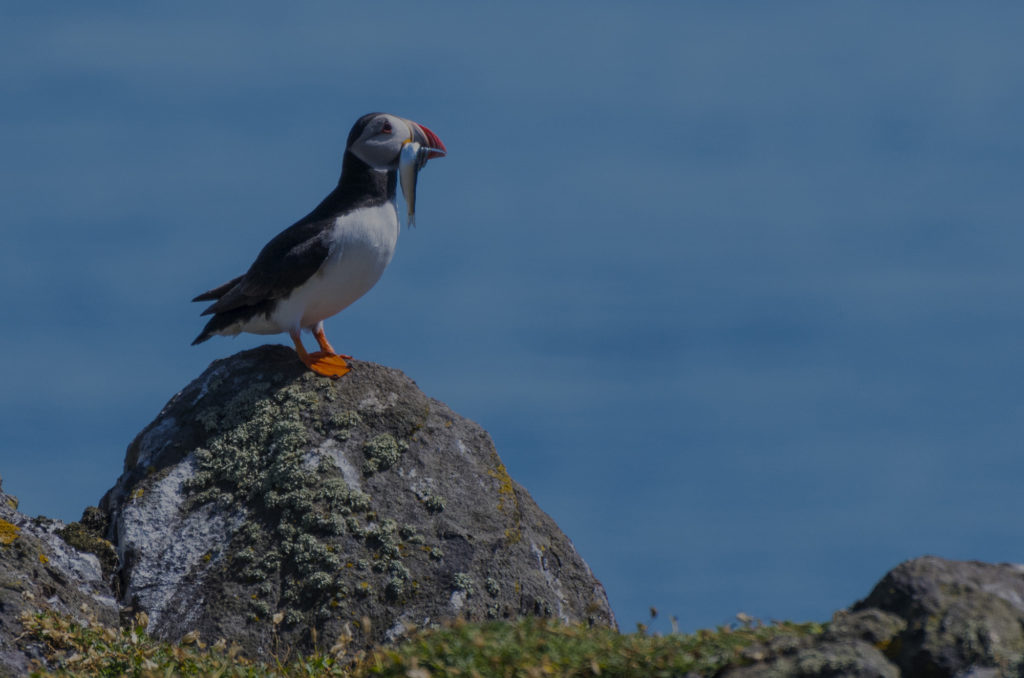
[409,121,447,159]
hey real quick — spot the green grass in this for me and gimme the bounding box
[19,611,348,677]
[360,616,824,678]
[19,610,824,677]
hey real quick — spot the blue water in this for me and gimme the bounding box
[2,3,1023,633]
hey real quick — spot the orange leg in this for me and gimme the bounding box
[313,324,352,359]
[289,329,350,378]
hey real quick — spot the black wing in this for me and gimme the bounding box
[196,216,335,317]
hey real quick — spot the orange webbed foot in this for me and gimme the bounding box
[292,327,352,378]
[302,351,351,379]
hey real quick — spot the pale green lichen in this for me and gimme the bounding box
[182,377,376,626]
[178,372,439,632]
[386,561,410,600]
[423,493,446,513]
[400,525,425,544]
[363,519,401,560]
[328,410,362,440]
[361,434,408,474]
[453,573,474,595]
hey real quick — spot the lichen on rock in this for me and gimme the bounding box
[0,518,19,545]
[98,345,616,660]
[361,433,408,474]
[0,477,119,676]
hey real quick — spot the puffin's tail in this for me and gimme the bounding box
[191,301,274,346]
[192,275,243,303]
[191,329,213,345]
[191,274,244,345]
[191,313,234,345]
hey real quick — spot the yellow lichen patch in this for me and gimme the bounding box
[0,519,20,545]
[129,488,144,501]
[486,455,517,512]
[38,552,49,564]
[488,453,522,543]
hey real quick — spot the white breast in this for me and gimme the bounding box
[244,202,400,335]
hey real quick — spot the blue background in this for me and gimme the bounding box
[3,3,1023,633]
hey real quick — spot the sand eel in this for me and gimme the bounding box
[399,140,433,227]
[191,112,446,378]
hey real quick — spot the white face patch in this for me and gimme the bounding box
[350,115,414,169]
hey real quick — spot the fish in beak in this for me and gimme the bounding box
[410,121,446,159]
[400,121,446,227]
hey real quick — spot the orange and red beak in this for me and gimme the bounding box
[410,121,447,159]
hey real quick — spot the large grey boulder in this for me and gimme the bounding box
[99,345,615,659]
[0,477,119,676]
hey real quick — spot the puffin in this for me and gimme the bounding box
[191,112,446,378]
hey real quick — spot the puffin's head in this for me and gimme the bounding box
[346,113,446,170]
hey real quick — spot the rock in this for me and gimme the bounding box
[720,556,1024,678]
[822,608,906,648]
[717,612,901,678]
[721,639,899,678]
[853,555,1024,677]
[0,475,119,676]
[99,345,615,659]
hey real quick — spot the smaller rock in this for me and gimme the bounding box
[854,556,1024,677]
[0,480,119,675]
[824,608,905,648]
[57,506,119,582]
[788,641,900,678]
[722,634,898,678]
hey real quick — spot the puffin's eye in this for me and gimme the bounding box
[381,120,393,134]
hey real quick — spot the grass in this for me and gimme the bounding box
[19,610,824,677]
[19,611,346,677]
[359,616,824,678]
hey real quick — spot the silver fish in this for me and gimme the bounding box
[399,141,422,227]
[398,141,441,227]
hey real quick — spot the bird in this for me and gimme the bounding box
[191,112,446,378]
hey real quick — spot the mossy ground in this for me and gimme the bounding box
[20,610,823,677]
